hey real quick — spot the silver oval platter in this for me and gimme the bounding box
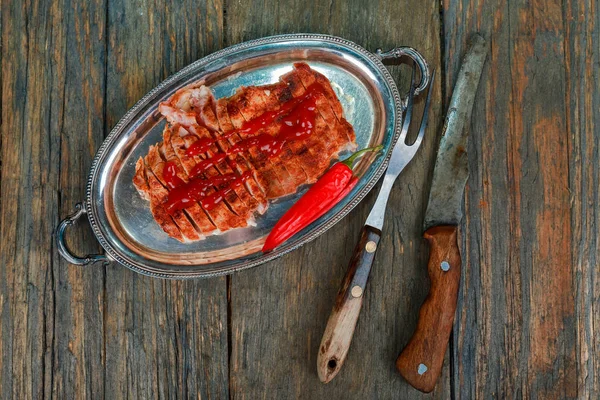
[56,33,430,279]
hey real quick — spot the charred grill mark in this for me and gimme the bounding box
[277,87,294,103]
[285,77,301,95]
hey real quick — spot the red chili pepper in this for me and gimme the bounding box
[262,145,383,252]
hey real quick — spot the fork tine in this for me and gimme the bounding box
[412,69,435,149]
[399,65,417,142]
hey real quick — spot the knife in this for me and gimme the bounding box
[317,65,434,383]
[395,34,488,393]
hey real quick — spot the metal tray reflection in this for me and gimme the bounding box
[56,34,429,279]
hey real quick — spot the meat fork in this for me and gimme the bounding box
[317,65,435,383]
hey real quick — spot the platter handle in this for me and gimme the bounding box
[56,203,110,266]
[375,46,430,97]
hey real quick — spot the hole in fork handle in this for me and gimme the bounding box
[327,359,337,370]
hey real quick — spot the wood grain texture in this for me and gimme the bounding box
[1,0,598,398]
[225,1,446,398]
[0,0,106,398]
[1,0,228,398]
[1,0,65,397]
[52,1,108,397]
[443,0,590,398]
[564,0,600,397]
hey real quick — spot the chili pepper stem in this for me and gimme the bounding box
[262,145,384,253]
[341,145,384,170]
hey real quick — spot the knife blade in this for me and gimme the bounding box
[396,34,488,393]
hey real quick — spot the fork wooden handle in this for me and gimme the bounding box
[317,225,381,383]
[396,225,461,393]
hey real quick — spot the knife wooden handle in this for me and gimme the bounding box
[396,225,461,393]
[317,225,381,383]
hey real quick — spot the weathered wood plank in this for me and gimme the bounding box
[564,0,600,397]
[444,0,581,397]
[0,1,60,397]
[442,5,515,397]
[103,0,228,398]
[1,0,229,398]
[225,1,447,398]
[0,0,107,398]
[51,0,108,398]
[2,0,597,398]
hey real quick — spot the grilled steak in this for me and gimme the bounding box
[133,63,357,242]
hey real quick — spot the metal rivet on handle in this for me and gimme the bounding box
[351,285,363,298]
[441,261,450,271]
[365,241,377,253]
[418,363,428,375]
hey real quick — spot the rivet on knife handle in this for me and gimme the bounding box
[396,225,460,392]
[317,225,381,383]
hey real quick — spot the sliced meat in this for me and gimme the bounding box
[165,86,278,203]
[161,129,217,235]
[133,157,184,242]
[258,79,335,182]
[177,124,255,222]
[153,135,246,232]
[132,157,151,202]
[226,90,308,193]
[189,86,221,131]
[163,89,264,221]
[158,103,198,127]
[217,98,290,198]
[283,68,357,159]
[294,63,343,119]
[295,63,357,146]
[183,90,267,213]
[231,84,313,184]
[289,64,357,151]
[144,146,202,241]
[168,82,202,111]
[213,99,272,209]
[226,86,274,119]
[194,88,269,202]
[198,98,268,213]
[139,63,357,242]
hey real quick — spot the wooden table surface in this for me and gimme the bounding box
[1,0,598,398]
